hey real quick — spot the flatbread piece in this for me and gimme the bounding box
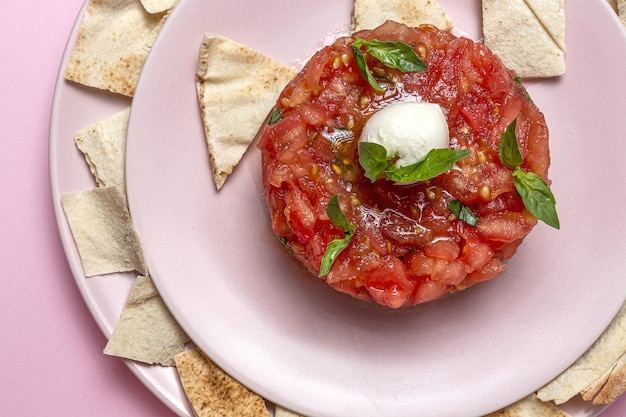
[484,394,570,417]
[174,348,270,417]
[196,33,296,190]
[74,107,130,190]
[104,275,190,366]
[61,185,147,277]
[581,350,626,405]
[482,0,565,78]
[65,0,172,96]
[619,0,626,27]
[352,0,453,32]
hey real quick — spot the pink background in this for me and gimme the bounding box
[1,1,626,416]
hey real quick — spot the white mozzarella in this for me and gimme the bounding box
[360,102,449,167]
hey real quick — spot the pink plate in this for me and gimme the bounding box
[120,0,626,416]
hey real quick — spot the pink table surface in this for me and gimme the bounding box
[2,1,626,416]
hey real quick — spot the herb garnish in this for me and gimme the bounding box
[449,199,479,227]
[358,141,471,183]
[319,195,356,277]
[499,117,560,229]
[268,108,283,125]
[351,37,427,92]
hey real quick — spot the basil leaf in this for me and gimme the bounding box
[268,108,283,125]
[448,199,479,227]
[384,148,471,183]
[498,118,523,169]
[497,116,559,229]
[319,195,356,277]
[318,236,352,277]
[512,168,560,229]
[361,39,427,73]
[358,141,392,181]
[351,37,426,91]
[352,44,384,92]
[326,194,354,231]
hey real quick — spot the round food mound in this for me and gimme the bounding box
[258,21,551,308]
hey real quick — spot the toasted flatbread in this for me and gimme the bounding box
[104,275,190,366]
[74,107,130,190]
[589,353,626,405]
[581,350,626,405]
[174,348,270,417]
[139,0,177,14]
[484,394,570,417]
[65,0,172,96]
[196,33,296,189]
[482,0,565,78]
[618,0,626,27]
[523,0,566,51]
[61,185,147,277]
[537,301,626,404]
[352,0,453,32]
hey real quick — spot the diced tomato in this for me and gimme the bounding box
[468,258,507,283]
[259,21,551,308]
[424,239,461,262]
[364,258,414,309]
[460,238,493,271]
[477,212,533,243]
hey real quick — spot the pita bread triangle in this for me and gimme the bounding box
[174,348,270,417]
[352,0,452,32]
[74,107,130,191]
[484,394,570,417]
[523,0,566,51]
[482,0,565,77]
[196,33,296,190]
[65,0,173,96]
[104,275,190,366]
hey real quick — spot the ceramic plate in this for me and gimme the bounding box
[51,0,626,416]
[125,1,626,416]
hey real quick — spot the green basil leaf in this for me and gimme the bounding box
[319,195,356,277]
[351,44,384,92]
[358,141,392,181]
[384,148,471,183]
[268,108,283,125]
[512,168,560,229]
[326,194,354,231]
[499,118,524,169]
[448,199,479,227]
[362,39,427,73]
[319,236,352,277]
[351,37,426,91]
[497,116,559,229]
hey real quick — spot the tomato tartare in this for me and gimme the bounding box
[258,21,553,308]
